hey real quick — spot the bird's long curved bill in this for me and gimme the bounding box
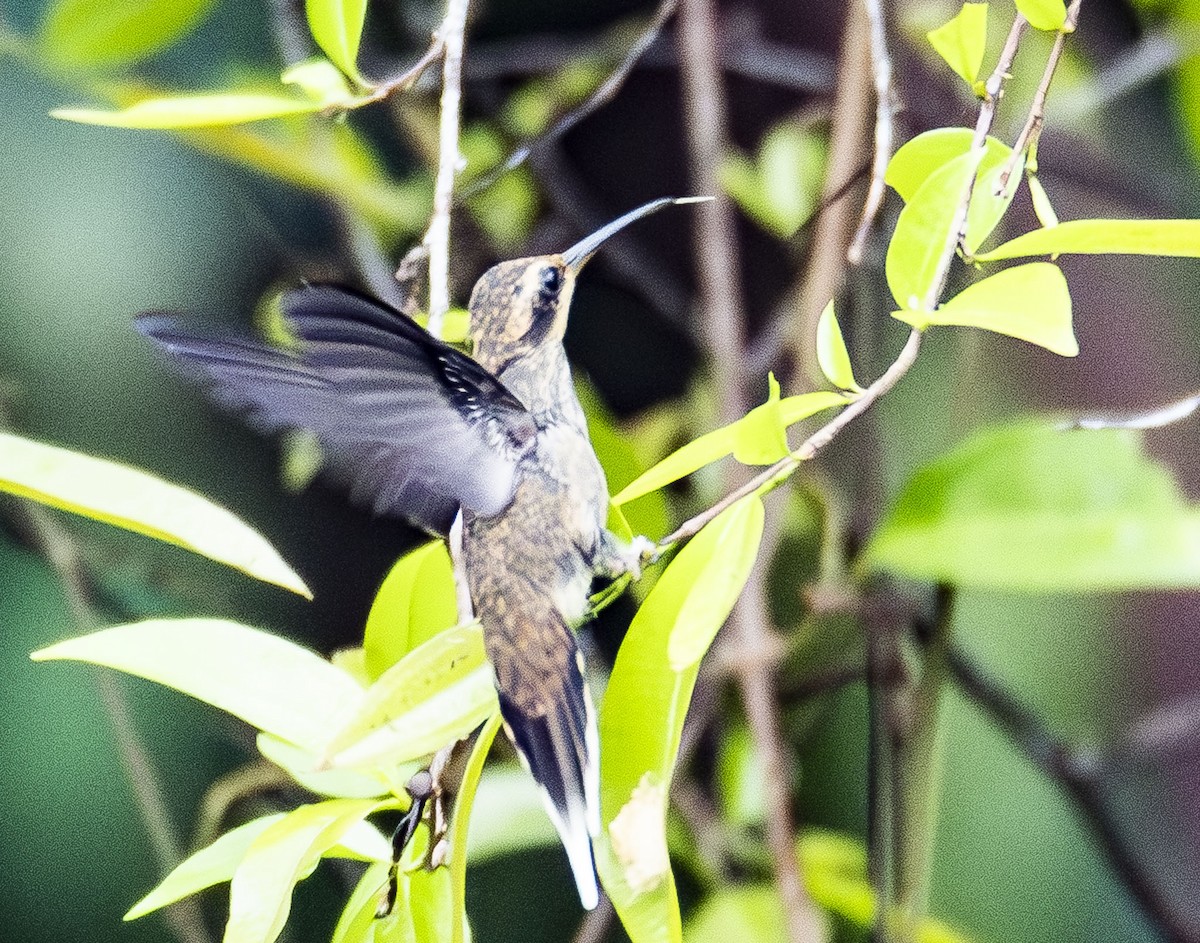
[561,196,712,271]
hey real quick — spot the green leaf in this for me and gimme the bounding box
[1015,0,1067,30]
[884,130,1018,254]
[666,496,765,671]
[926,3,989,86]
[612,392,846,505]
[280,58,357,108]
[32,620,362,751]
[51,93,323,129]
[885,149,985,310]
[0,432,309,595]
[719,125,825,238]
[816,301,861,392]
[363,542,458,680]
[226,800,383,943]
[126,815,285,920]
[596,500,765,942]
[733,377,789,464]
[306,0,369,83]
[39,0,217,71]
[974,218,1200,261]
[322,624,497,769]
[685,887,795,942]
[864,421,1200,591]
[448,715,503,943]
[893,262,1077,356]
[331,861,392,943]
[256,733,406,799]
[1028,175,1059,227]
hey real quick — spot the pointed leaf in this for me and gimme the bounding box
[1028,175,1059,228]
[32,620,362,750]
[666,496,765,671]
[226,800,383,943]
[39,0,217,71]
[1015,0,1067,31]
[306,0,369,83]
[885,150,985,310]
[52,93,322,129]
[894,262,1077,356]
[280,59,356,108]
[732,377,789,464]
[864,421,1200,591]
[256,733,405,799]
[448,715,503,943]
[816,301,861,392]
[974,219,1200,261]
[926,3,989,87]
[0,432,309,595]
[323,624,497,769]
[363,542,458,680]
[331,861,392,943]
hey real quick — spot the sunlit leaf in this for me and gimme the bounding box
[666,496,764,671]
[126,816,284,920]
[448,715,503,943]
[306,0,369,83]
[894,262,1077,356]
[1028,175,1059,228]
[612,392,846,505]
[226,800,384,943]
[1015,0,1067,30]
[256,733,405,799]
[596,500,767,941]
[52,93,323,129]
[322,624,497,769]
[886,150,985,310]
[331,860,392,943]
[719,124,825,238]
[363,542,458,680]
[39,0,217,71]
[974,219,1200,261]
[733,377,789,464]
[281,58,356,108]
[865,421,1200,591]
[410,865,457,943]
[685,887,797,942]
[926,2,989,87]
[0,432,309,595]
[816,300,861,392]
[33,620,362,751]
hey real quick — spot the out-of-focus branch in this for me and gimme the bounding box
[423,0,470,339]
[846,0,895,265]
[678,0,820,937]
[944,642,1199,943]
[460,0,677,201]
[3,498,211,943]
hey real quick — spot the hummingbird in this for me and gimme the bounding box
[137,197,704,909]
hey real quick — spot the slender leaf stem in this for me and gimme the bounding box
[847,0,895,264]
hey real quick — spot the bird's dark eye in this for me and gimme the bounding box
[539,266,562,296]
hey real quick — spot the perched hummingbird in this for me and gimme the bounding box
[137,197,703,909]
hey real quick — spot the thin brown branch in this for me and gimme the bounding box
[997,0,1085,191]
[423,0,470,339]
[459,0,677,201]
[360,37,445,106]
[847,0,896,264]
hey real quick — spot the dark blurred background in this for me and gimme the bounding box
[2,0,1199,941]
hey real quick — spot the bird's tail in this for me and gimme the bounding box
[493,634,600,909]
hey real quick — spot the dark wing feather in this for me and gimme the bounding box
[137,285,537,533]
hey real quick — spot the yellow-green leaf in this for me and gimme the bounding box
[926,3,989,87]
[226,800,384,943]
[732,376,789,464]
[306,0,369,83]
[0,432,309,595]
[894,262,1077,356]
[32,620,363,751]
[666,496,765,671]
[256,733,405,799]
[39,0,217,71]
[1015,0,1067,30]
[815,300,861,392]
[52,93,322,130]
[280,58,356,108]
[974,219,1200,261]
[886,149,985,310]
[1028,175,1060,228]
[322,623,496,769]
[363,542,458,680]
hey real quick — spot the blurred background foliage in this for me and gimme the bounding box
[2,0,1200,942]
